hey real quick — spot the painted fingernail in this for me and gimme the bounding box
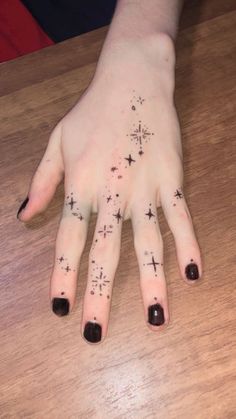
[17,196,29,219]
[185,263,199,280]
[83,321,102,343]
[52,298,70,316]
[148,303,165,326]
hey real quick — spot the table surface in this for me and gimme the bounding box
[1,1,236,418]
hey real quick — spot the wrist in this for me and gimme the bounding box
[93,32,176,96]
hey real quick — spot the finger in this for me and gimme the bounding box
[131,191,169,331]
[160,183,202,285]
[50,178,91,316]
[17,122,64,221]
[81,191,125,344]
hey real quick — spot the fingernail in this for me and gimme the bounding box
[185,263,199,280]
[83,321,102,343]
[52,298,70,316]
[17,196,29,219]
[148,303,165,326]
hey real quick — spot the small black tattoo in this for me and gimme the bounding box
[145,256,161,273]
[98,224,113,238]
[124,154,136,166]
[57,255,66,263]
[65,192,84,220]
[145,208,155,220]
[111,166,118,172]
[174,189,183,199]
[137,96,145,105]
[107,195,112,203]
[66,193,77,211]
[91,268,110,297]
[129,121,154,147]
[113,208,122,224]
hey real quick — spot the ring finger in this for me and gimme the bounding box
[131,191,169,331]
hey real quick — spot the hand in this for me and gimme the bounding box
[17,34,202,343]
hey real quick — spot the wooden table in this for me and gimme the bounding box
[1,1,235,417]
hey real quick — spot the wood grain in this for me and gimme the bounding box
[0,2,236,418]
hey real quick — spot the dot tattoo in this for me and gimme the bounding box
[130,92,145,109]
[137,96,145,105]
[111,166,118,172]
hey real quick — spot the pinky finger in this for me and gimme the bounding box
[160,184,202,285]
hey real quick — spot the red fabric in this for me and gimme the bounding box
[0,0,54,62]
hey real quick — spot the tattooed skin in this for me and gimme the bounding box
[145,203,155,220]
[57,255,75,275]
[98,224,113,238]
[65,192,84,220]
[90,261,110,298]
[112,208,123,224]
[173,187,184,206]
[143,251,163,277]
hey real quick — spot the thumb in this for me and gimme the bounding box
[17,122,64,222]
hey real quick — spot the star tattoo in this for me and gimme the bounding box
[113,208,122,224]
[145,208,155,220]
[124,154,136,166]
[98,225,113,238]
[174,189,183,199]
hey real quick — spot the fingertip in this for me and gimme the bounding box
[82,321,103,344]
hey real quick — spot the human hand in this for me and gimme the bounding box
[17,34,202,343]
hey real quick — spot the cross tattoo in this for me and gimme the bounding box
[146,256,160,273]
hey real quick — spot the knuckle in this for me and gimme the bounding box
[89,238,118,259]
[134,228,163,253]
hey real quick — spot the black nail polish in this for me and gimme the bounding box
[83,321,102,343]
[52,298,70,316]
[148,303,165,326]
[185,263,199,280]
[17,197,29,219]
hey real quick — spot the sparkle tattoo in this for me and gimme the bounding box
[57,255,76,275]
[124,154,136,166]
[174,188,183,199]
[65,192,84,220]
[98,224,113,238]
[90,264,110,298]
[128,120,154,155]
[143,252,163,277]
[113,208,123,224]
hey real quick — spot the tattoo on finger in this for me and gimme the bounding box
[65,191,85,220]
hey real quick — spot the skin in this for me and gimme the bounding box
[17,0,202,343]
